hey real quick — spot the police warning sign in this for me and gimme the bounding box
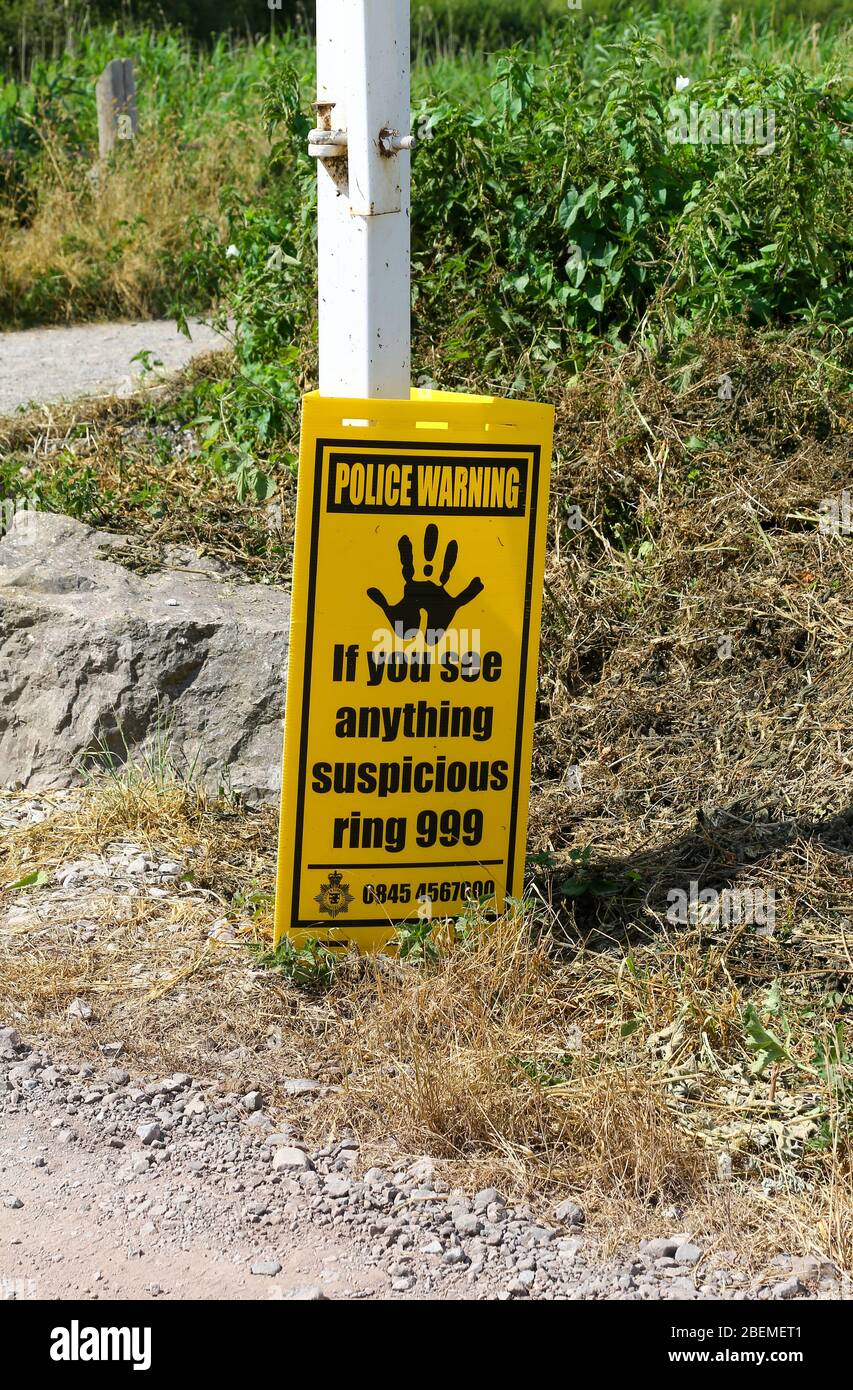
[275,390,553,952]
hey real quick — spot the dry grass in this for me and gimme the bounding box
[2,775,852,1271]
[0,120,265,324]
[0,354,296,581]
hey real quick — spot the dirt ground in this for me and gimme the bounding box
[0,1107,388,1302]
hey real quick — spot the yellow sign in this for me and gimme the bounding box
[275,389,554,952]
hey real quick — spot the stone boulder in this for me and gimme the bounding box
[0,510,289,801]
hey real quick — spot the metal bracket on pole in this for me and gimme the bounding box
[315,0,412,399]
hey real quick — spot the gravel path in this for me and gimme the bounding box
[0,319,227,416]
[0,793,848,1303]
[1,1027,845,1303]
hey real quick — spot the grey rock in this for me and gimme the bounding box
[555,1198,585,1227]
[363,1167,393,1188]
[271,1147,313,1172]
[643,1237,679,1259]
[527,1226,556,1246]
[442,1248,466,1266]
[0,512,290,801]
[250,1260,282,1277]
[67,998,93,1021]
[286,1285,327,1301]
[3,1195,23,1209]
[283,1078,322,1097]
[104,1068,130,1087]
[455,1213,483,1237]
[0,1027,20,1049]
[245,1111,273,1132]
[241,1090,263,1113]
[675,1243,702,1265]
[773,1277,806,1300]
[135,1123,162,1145]
[473,1187,504,1213]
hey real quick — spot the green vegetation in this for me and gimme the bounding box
[0,4,850,513]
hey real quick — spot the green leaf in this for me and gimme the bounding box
[743,1004,789,1075]
[6,869,49,890]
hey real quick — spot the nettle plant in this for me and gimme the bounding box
[172,20,851,490]
[174,59,314,502]
[410,29,851,383]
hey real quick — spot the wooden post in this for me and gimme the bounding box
[96,59,138,159]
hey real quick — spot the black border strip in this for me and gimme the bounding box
[307,859,504,870]
[290,436,541,931]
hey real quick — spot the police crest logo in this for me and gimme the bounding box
[314,870,355,919]
[276,389,553,953]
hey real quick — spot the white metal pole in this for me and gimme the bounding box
[313,0,412,400]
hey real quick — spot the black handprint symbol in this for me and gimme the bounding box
[367,524,484,645]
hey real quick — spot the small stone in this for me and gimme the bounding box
[242,1090,263,1113]
[104,1068,130,1087]
[517,1269,535,1286]
[135,1123,162,1145]
[245,1111,273,1132]
[283,1078,322,1097]
[455,1213,483,1237]
[473,1187,503,1213]
[272,1147,313,1172]
[67,998,92,1021]
[773,1277,806,1300]
[555,1198,585,1227]
[325,1177,350,1199]
[442,1248,466,1266]
[3,1195,23,1210]
[363,1168,392,1187]
[391,1275,416,1292]
[408,1157,435,1185]
[643,1237,679,1259]
[675,1243,702,1265]
[527,1226,556,1247]
[251,1260,282,1277]
[286,1285,327,1301]
[0,1027,20,1049]
[791,1255,823,1282]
